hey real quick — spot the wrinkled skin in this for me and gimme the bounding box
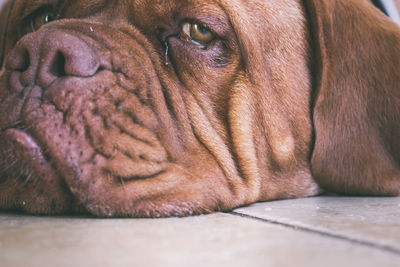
[0,0,399,217]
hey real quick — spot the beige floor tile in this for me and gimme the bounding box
[234,197,400,252]
[0,212,399,267]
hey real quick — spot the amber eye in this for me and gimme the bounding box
[181,22,215,45]
[30,11,55,31]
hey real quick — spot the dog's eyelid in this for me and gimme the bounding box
[183,13,232,36]
[179,21,218,48]
[29,9,57,32]
[21,3,55,21]
[181,19,218,34]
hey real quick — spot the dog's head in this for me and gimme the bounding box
[0,0,399,217]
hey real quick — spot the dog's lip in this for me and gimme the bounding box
[0,128,59,180]
[0,127,168,181]
[2,128,38,147]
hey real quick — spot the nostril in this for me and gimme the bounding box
[49,51,67,77]
[7,31,104,89]
[20,50,31,73]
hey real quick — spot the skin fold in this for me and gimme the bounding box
[0,0,398,217]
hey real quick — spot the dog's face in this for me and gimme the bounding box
[2,0,399,217]
[0,0,320,217]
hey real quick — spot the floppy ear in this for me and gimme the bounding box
[0,0,14,71]
[304,0,400,195]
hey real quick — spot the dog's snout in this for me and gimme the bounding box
[7,30,101,89]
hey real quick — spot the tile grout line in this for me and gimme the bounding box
[229,211,400,256]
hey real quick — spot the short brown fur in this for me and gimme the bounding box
[0,0,398,217]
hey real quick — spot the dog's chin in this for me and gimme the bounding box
[0,127,214,217]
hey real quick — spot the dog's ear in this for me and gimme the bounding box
[304,0,400,195]
[0,0,14,70]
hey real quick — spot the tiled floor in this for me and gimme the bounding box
[0,197,399,267]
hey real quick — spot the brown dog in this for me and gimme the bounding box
[0,0,399,217]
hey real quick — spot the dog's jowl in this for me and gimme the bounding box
[0,0,399,217]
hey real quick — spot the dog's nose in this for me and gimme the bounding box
[7,30,101,89]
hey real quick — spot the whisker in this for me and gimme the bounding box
[23,171,34,185]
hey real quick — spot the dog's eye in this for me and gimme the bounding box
[30,11,55,31]
[181,22,215,45]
